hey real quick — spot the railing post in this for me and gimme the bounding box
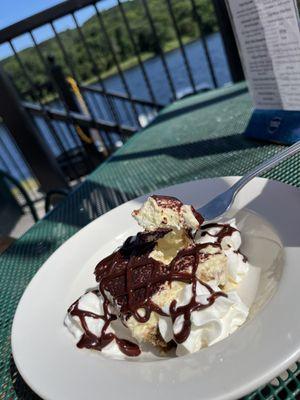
[212,0,245,83]
[0,65,69,193]
[47,56,107,162]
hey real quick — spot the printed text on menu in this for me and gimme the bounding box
[227,0,300,110]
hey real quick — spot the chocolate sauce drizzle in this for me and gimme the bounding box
[69,214,245,356]
[68,293,141,357]
[94,229,227,349]
[201,223,248,261]
[201,223,238,243]
[167,245,227,343]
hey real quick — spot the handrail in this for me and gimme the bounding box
[80,85,164,109]
[0,0,100,44]
[22,101,137,136]
[21,82,164,110]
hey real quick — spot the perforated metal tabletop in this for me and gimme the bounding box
[1,82,299,399]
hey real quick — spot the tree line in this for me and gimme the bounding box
[1,0,218,99]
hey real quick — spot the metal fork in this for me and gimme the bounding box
[197,140,300,221]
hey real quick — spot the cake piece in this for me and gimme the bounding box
[132,195,203,232]
[65,195,249,357]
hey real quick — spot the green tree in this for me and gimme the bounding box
[0,0,218,98]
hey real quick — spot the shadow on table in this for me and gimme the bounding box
[150,87,249,127]
[44,181,136,229]
[111,134,262,163]
[2,239,54,258]
[10,355,42,399]
[7,181,299,399]
[0,183,138,262]
[0,203,23,237]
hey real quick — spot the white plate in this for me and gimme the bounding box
[12,177,300,400]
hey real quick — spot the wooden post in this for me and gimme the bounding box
[0,65,68,193]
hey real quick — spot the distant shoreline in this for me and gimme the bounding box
[88,35,211,83]
[39,34,218,104]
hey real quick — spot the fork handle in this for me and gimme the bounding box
[231,140,300,196]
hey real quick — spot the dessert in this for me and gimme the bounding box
[65,195,250,358]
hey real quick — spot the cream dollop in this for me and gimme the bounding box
[157,281,249,356]
[64,290,124,356]
[195,219,249,283]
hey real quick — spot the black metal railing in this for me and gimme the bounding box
[0,0,244,201]
[0,122,42,207]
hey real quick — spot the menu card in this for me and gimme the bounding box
[226,0,300,111]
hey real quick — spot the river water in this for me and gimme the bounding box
[0,32,231,180]
[97,32,231,104]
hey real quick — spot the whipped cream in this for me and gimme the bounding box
[195,219,249,283]
[157,281,248,356]
[64,290,126,357]
[65,196,252,359]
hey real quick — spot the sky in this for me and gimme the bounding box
[0,0,65,29]
[0,0,118,59]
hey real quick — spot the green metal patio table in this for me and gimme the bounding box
[1,82,299,399]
